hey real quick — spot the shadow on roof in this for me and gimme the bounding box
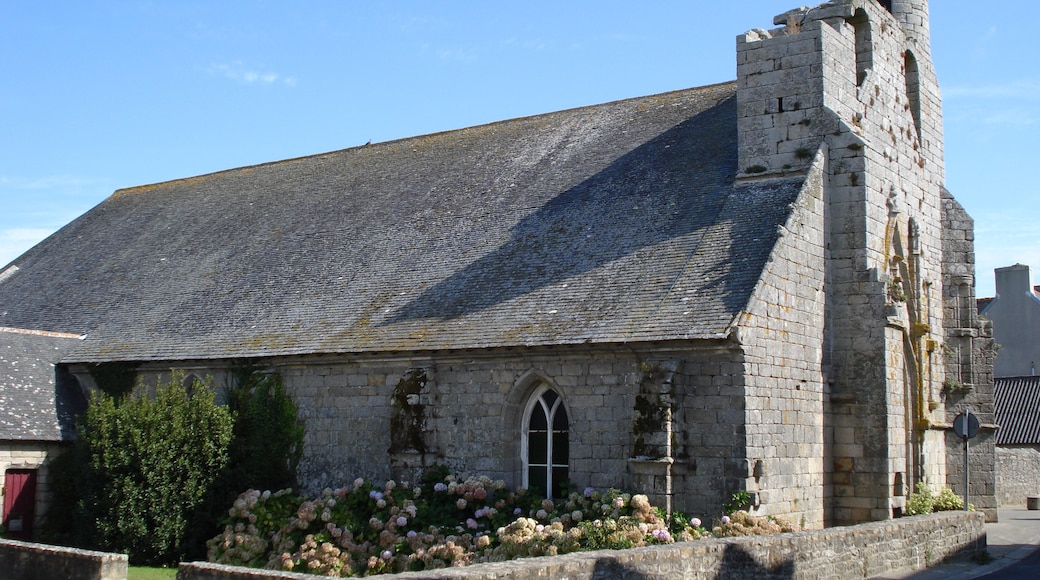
[383,96,742,324]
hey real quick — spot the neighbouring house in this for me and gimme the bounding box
[0,327,85,539]
[978,264,1040,378]
[0,0,996,527]
[978,266,1040,506]
[994,375,1040,506]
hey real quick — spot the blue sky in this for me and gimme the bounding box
[1,1,1036,298]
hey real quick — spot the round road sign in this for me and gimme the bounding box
[953,411,980,439]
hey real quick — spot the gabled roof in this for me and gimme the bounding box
[0,327,86,441]
[994,375,1040,445]
[0,82,804,363]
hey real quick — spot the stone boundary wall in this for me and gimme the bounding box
[997,446,1040,507]
[0,538,128,580]
[177,511,984,580]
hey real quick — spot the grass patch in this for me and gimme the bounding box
[128,567,177,580]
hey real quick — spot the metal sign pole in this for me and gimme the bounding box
[963,432,969,511]
[953,408,978,511]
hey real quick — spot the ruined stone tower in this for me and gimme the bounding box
[736,0,994,524]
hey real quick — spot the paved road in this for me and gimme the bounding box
[975,545,1040,579]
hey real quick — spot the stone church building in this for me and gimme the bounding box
[0,0,996,528]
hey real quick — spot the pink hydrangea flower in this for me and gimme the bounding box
[651,529,671,542]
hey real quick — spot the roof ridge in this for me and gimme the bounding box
[109,81,739,199]
[0,326,84,339]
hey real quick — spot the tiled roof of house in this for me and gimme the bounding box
[0,327,86,441]
[994,375,1040,445]
[0,82,804,363]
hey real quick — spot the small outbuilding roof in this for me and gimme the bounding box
[0,327,86,442]
[0,82,803,363]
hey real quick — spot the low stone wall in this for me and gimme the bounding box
[177,511,985,580]
[0,538,128,580]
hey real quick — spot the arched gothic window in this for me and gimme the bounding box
[522,385,569,498]
[849,9,873,87]
[905,51,922,140]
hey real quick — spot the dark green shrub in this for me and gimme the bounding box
[40,442,91,545]
[79,375,234,565]
[46,367,306,564]
[225,371,304,492]
[181,369,305,561]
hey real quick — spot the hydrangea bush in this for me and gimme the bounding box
[208,468,785,577]
[905,483,967,515]
[709,510,798,537]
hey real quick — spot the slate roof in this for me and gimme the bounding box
[0,327,86,441]
[994,375,1040,445]
[978,286,1040,315]
[0,82,804,363]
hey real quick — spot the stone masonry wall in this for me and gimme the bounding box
[178,510,985,580]
[736,157,828,528]
[996,446,1040,507]
[0,538,128,580]
[139,343,753,522]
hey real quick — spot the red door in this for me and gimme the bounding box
[3,469,37,539]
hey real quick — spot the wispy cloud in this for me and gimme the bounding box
[0,175,111,193]
[0,228,54,268]
[0,174,114,267]
[206,61,298,86]
[501,37,550,51]
[944,79,1040,100]
[973,211,1040,296]
[976,108,1040,126]
[436,47,477,62]
[418,43,478,62]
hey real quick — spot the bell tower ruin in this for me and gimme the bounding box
[735,0,995,524]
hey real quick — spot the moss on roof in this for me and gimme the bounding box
[0,82,804,363]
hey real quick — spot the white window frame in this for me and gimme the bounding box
[520,384,569,498]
